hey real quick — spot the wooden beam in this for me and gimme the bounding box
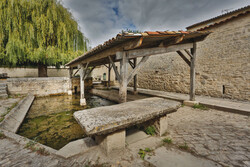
[73,67,80,77]
[159,35,184,47]
[129,60,135,68]
[83,62,89,80]
[176,51,191,67]
[127,56,149,84]
[69,38,145,67]
[103,64,109,68]
[184,49,193,58]
[117,43,193,60]
[119,52,128,103]
[108,56,121,83]
[124,37,143,50]
[133,58,138,94]
[84,66,96,80]
[108,63,111,88]
[190,42,197,101]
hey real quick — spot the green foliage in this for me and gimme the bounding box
[0,0,89,67]
[138,148,152,160]
[193,104,208,110]
[178,142,189,150]
[162,138,172,144]
[145,125,156,136]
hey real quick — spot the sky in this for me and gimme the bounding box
[61,0,249,47]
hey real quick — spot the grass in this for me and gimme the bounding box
[178,142,189,150]
[25,140,50,156]
[138,148,152,160]
[144,125,156,136]
[162,138,172,144]
[193,104,208,110]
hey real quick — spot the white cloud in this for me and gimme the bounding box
[62,0,249,47]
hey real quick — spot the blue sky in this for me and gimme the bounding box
[62,0,249,47]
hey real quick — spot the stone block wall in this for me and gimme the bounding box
[7,77,71,96]
[131,14,250,101]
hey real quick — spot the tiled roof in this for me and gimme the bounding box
[187,5,250,30]
[197,10,250,31]
[66,30,210,66]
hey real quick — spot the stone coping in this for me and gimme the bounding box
[74,97,181,136]
[0,95,34,133]
[7,77,70,81]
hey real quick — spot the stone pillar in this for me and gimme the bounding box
[79,64,86,106]
[158,115,168,136]
[95,130,125,155]
[118,52,128,103]
[68,67,73,95]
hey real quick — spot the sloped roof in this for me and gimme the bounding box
[187,5,250,30]
[66,30,210,67]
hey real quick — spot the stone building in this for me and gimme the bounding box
[133,6,250,101]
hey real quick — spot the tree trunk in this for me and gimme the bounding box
[38,64,48,77]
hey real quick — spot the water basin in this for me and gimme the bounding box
[17,94,115,150]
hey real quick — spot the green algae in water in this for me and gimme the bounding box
[17,94,115,150]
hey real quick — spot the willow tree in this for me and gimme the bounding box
[0,0,89,77]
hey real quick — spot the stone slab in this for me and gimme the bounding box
[74,97,181,136]
[145,147,220,167]
[183,100,199,107]
[126,129,149,145]
[56,138,96,158]
[0,95,34,133]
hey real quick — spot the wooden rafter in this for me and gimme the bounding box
[176,51,191,67]
[116,43,193,60]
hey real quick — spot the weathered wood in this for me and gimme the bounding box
[103,64,109,68]
[159,35,184,47]
[108,63,111,88]
[184,49,193,58]
[69,38,146,67]
[108,56,121,83]
[83,62,89,80]
[190,42,197,101]
[116,43,193,60]
[79,64,86,106]
[128,60,135,68]
[123,37,143,50]
[176,51,191,67]
[84,66,95,80]
[73,67,80,77]
[133,58,138,93]
[119,52,128,103]
[127,56,149,84]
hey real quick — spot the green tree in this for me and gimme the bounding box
[0,0,88,76]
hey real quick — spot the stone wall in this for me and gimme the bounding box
[0,67,70,78]
[132,14,250,101]
[7,77,71,96]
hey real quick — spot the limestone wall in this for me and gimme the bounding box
[132,14,250,101]
[7,77,71,96]
[0,67,70,78]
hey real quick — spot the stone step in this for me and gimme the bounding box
[0,94,8,99]
[0,89,7,94]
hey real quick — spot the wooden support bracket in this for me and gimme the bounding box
[176,51,191,67]
[184,49,193,58]
[108,56,121,83]
[127,56,149,84]
[129,60,135,69]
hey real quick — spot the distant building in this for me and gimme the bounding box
[135,6,250,101]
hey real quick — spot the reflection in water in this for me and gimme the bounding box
[17,94,115,150]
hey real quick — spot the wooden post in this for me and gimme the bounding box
[133,58,138,94]
[118,52,128,103]
[190,42,197,101]
[79,64,86,106]
[68,67,73,95]
[108,63,111,89]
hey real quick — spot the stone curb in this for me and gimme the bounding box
[0,95,34,133]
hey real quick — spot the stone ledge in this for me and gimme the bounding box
[0,95,34,133]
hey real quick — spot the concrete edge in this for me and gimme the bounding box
[0,128,57,155]
[200,102,250,116]
[0,95,35,133]
[111,86,250,116]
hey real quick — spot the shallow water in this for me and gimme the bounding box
[17,94,115,150]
